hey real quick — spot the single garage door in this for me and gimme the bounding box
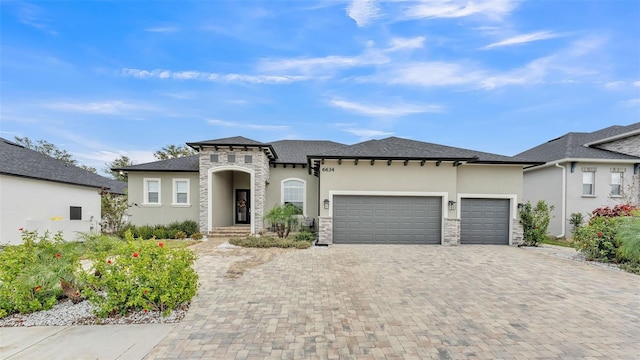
[333,195,442,244]
[460,198,510,245]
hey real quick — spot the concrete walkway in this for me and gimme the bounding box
[0,324,175,360]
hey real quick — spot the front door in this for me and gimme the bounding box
[235,189,250,224]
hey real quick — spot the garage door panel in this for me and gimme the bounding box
[461,198,510,245]
[333,195,441,244]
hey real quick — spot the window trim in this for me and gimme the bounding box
[143,178,162,206]
[172,178,191,207]
[582,171,595,196]
[281,178,306,215]
[610,172,623,197]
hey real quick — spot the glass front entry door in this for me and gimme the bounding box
[235,189,250,224]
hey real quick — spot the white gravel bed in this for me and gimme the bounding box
[522,245,624,272]
[217,241,241,249]
[0,299,187,327]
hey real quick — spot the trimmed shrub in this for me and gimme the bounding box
[191,232,204,240]
[572,216,619,262]
[137,225,154,240]
[293,231,315,242]
[174,231,187,239]
[152,227,167,240]
[230,236,312,249]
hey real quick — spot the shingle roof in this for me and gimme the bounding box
[113,154,199,172]
[310,137,538,164]
[270,140,347,164]
[186,136,268,147]
[516,123,640,162]
[0,137,126,194]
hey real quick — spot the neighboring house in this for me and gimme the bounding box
[116,136,539,246]
[516,123,640,238]
[0,137,126,245]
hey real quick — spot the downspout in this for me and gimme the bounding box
[555,163,566,238]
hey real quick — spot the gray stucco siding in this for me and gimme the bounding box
[127,172,199,226]
[264,166,319,219]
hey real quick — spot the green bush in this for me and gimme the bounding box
[137,225,154,240]
[152,227,166,240]
[293,231,315,242]
[616,217,640,265]
[572,216,619,262]
[191,232,204,240]
[519,200,554,246]
[230,236,312,249]
[174,231,187,239]
[0,230,83,318]
[81,230,199,317]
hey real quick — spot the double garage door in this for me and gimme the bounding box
[333,195,510,245]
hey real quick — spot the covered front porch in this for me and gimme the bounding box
[208,168,255,233]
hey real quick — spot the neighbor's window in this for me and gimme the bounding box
[611,172,623,196]
[144,178,161,204]
[582,172,595,196]
[70,206,82,220]
[173,179,190,205]
[282,179,305,214]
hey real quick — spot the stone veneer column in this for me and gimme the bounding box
[443,218,460,246]
[318,217,333,245]
[197,148,269,235]
[511,218,523,246]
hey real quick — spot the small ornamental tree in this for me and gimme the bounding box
[263,204,301,238]
[100,187,130,236]
[519,200,555,246]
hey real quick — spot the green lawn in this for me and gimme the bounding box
[542,237,574,248]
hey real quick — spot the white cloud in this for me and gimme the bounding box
[145,26,179,33]
[347,0,380,27]
[330,98,444,116]
[208,119,290,131]
[386,37,426,52]
[381,61,485,87]
[604,81,625,90]
[259,52,388,74]
[483,31,561,49]
[342,128,393,138]
[633,81,640,87]
[120,68,310,84]
[44,101,150,115]
[623,98,640,107]
[402,0,518,21]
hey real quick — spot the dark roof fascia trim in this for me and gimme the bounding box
[307,155,479,162]
[467,161,545,166]
[0,172,109,191]
[186,142,278,160]
[523,158,640,171]
[111,168,198,173]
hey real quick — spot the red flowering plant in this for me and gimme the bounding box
[81,230,199,317]
[0,230,83,318]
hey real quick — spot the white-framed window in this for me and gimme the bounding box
[282,178,306,215]
[172,178,190,205]
[144,178,161,204]
[582,172,595,196]
[611,172,623,196]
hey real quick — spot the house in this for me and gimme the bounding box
[516,123,640,237]
[116,136,540,245]
[0,137,126,245]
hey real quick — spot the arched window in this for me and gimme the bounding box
[282,179,305,215]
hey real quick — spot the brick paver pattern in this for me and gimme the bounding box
[146,243,640,359]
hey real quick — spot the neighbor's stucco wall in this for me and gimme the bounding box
[127,171,199,226]
[265,166,319,218]
[0,174,101,245]
[523,165,564,236]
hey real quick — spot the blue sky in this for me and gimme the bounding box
[1,0,639,175]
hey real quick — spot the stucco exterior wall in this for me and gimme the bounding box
[0,175,101,245]
[127,172,199,226]
[210,171,233,227]
[318,160,457,219]
[457,165,523,198]
[523,165,564,236]
[265,166,319,218]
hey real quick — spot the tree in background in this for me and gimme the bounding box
[99,187,130,236]
[104,155,133,182]
[14,136,97,173]
[154,144,196,160]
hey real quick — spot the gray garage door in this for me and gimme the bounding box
[333,195,442,244]
[460,198,510,245]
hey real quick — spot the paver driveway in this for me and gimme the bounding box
[146,243,639,359]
